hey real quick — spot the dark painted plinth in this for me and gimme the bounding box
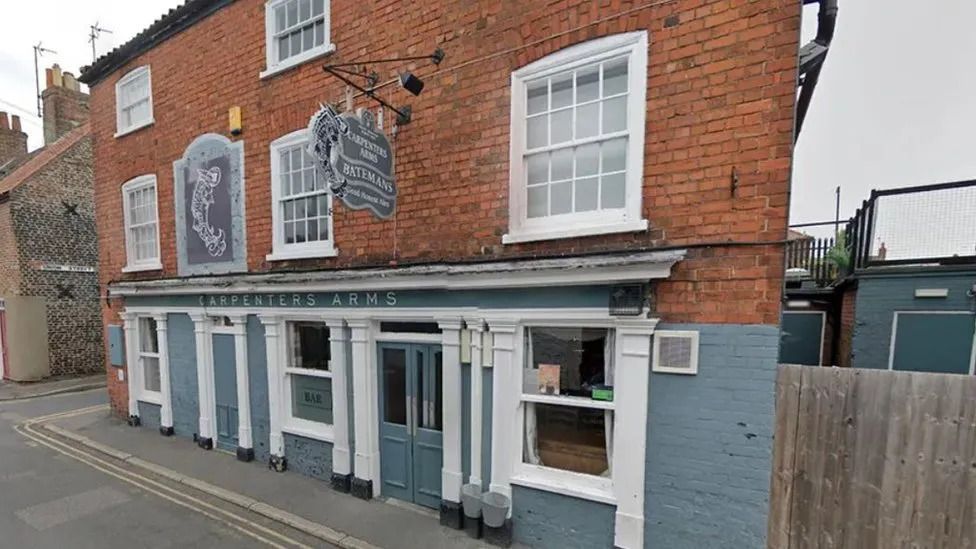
[159,426,174,436]
[483,520,513,547]
[351,477,373,500]
[330,472,352,493]
[268,454,287,472]
[463,515,483,539]
[236,447,254,462]
[127,415,141,427]
[440,500,463,530]
[197,437,213,450]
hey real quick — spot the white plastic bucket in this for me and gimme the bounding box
[481,491,510,527]
[461,483,483,518]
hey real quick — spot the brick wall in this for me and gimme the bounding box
[0,201,22,296]
[9,136,103,376]
[837,284,856,367]
[88,0,798,320]
[42,72,90,145]
[0,113,27,166]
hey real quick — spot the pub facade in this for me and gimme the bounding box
[80,1,800,547]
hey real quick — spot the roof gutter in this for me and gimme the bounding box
[795,0,839,137]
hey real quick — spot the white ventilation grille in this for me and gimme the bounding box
[652,331,700,375]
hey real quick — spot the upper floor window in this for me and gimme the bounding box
[267,130,336,261]
[121,175,161,272]
[115,66,153,136]
[504,32,649,244]
[263,0,334,77]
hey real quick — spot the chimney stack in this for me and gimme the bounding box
[0,111,28,167]
[42,64,89,145]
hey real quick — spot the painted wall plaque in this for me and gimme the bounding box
[173,134,247,276]
[308,105,397,219]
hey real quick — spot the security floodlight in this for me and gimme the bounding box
[399,72,424,96]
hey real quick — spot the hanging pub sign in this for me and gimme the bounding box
[307,105,397,219]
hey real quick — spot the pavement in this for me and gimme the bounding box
[25,389,499,549]
[0,374,106,401]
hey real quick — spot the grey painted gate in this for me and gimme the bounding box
[891,312,976,374]
[378,343,443,508]
[212,333,239,450]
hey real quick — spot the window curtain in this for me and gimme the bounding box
[524,329,542,465]
[603,330,615,477]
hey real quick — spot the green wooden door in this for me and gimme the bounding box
[780,312,824,366]
[891,313,975,374]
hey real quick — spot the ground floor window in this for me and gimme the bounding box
[137,317,161,402]
[521,327,614,477]
[283,321,334,438]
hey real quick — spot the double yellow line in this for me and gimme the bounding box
[16,406,316,549]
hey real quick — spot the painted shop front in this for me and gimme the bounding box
[114,252,681,548]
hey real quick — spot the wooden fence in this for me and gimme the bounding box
[768,365,976,549]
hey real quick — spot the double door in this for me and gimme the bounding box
[378,343,443,509]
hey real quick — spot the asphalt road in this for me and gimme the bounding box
[0,388,319,549]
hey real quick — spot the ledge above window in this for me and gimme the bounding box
[503,218,648,245]
[260,43,336,80]
[122,261,163,274]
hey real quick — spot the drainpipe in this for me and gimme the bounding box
[795,0,839,137]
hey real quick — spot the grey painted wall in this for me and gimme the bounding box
[852,271,976,369]
[512,485,615,549]
[283,433,333,481]
[167,313,199,438]
[246,316,271,462]
[138,401,161,431]
[644,323,778,549]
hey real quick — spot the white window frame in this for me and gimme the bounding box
[652,329,701,374]
[267,129,338,261]
[135,316,162,405]
[280,319,335,442]
[114,66,154,137]
[512,323,618,504]
[504,32,649,244]
[121,174,162,273]
[261,0,335,79]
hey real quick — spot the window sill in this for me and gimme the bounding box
[521,393,615,410]
[115,119,155,138]
[282,419,335,444]
[285,367,332,379]
[260,44,337,80]
[511,464,615,505]
[266,246,338,262]
[122,262,163,274]
[503,218,648,244]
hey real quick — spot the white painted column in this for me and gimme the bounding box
[466,319,485,489]
[487,320,518,499]
[152,312,174,433]
[348,319,379,491]
[229,314,252,451]
[437,318,464,504]
[258,314,285,460]
[324,318,351,477]
[612,319,658,549]
[120,312,139,421]
[188,312,213,445]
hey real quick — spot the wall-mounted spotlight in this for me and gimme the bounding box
[399,72,424,96]
[322,48,445,125]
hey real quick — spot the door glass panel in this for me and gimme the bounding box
[416,349,425,428]
[382,348,407,425]
[432,351,442,431]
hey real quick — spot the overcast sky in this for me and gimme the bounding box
[2,1,973,239]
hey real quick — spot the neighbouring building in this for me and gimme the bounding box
[781,179,976,375]
[79,1,801,547]
[0,65,101,381]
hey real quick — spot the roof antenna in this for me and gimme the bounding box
[33,42,56,116]
[89,22,113,63]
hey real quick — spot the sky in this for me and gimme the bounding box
[2,1,975,243]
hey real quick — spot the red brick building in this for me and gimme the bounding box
[81,1,799,547]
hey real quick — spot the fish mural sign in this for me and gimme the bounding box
[173,134,247,276]
[307,105,397,219]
